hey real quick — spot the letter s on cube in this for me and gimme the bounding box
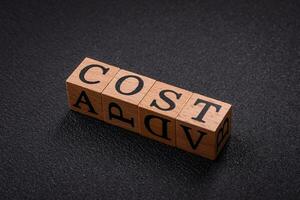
[66,57,120,120]
[138,81,192,146]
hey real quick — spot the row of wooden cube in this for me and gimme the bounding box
[66,57,232,160]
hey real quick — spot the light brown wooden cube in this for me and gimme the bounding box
[176,93,232,160]
[66,57,120,120]
[102,70,156,133]
[138,81,192,146]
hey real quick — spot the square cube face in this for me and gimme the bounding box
[176,93,232,159]
[102,69,156,133]
[138,81,192,146]
[215,108,232,155]
[66,57,120,120]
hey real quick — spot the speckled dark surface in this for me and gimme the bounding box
[0,0,299,199]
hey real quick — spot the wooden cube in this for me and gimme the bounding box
[176,93,232,160]
[66,57,120,120]
[102,70,156,133]
[139,81,192,146]
[66,57,233,159]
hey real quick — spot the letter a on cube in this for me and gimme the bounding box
[66,57,120,120]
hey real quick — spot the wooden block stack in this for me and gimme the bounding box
[66,57,232,160]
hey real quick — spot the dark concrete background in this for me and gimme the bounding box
[0,0,299,199]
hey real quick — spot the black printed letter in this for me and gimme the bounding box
[180,125,207,149]
[150,89,182,111]
[73,91,97,114]
[217,117,230,151]
[192,99,221,123]
[79,64,109,84]
[115,75,144,95]
[108,102,134,127]
[144,115,171,140]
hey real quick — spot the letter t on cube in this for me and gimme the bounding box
[176,93,232,160]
